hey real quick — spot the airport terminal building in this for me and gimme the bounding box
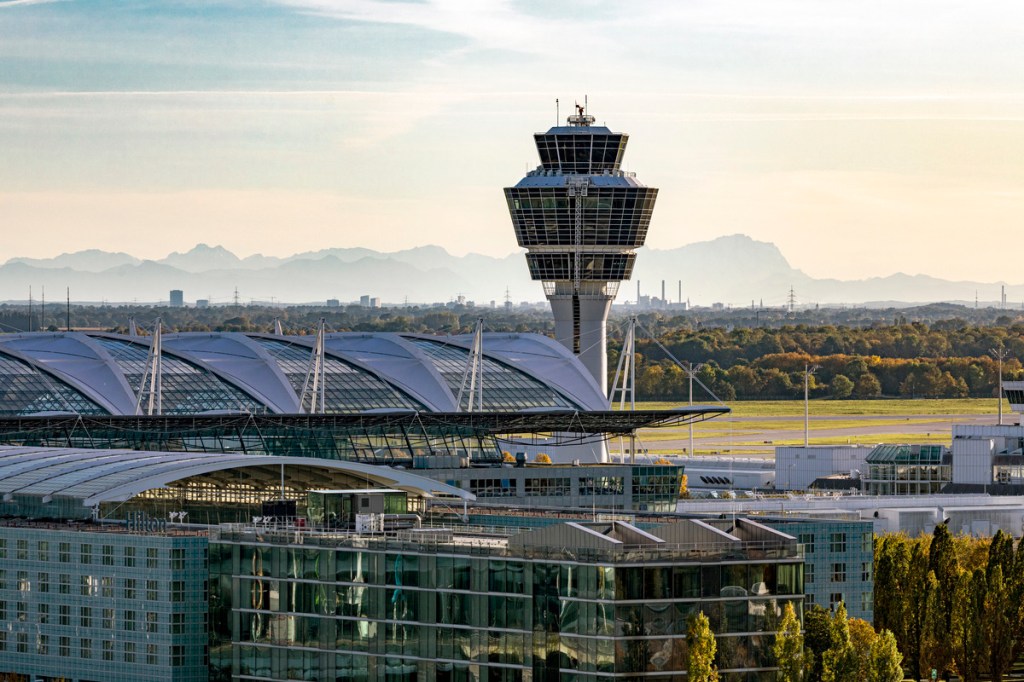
[0,446,808,682]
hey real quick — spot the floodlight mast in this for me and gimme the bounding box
[504,103,658,397]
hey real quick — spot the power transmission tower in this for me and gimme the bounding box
[787,286,797,313]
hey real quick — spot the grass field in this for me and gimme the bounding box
[633,398,1001,416]
[627,397,1005,456]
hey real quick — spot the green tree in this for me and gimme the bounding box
[847,618,877,680]
[821,603,857,682]
[686,611,719,682]
[829,374,854,399]
[950,570,986,682]
[867,629,904,682]
[803,605,832,682]
[773,602,810,681]
[927,524,959,676]
[853,372,882,398]
[986,564,1014,682]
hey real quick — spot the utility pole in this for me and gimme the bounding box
[688,361,705,456]
[804,364,818,446]
[990,346,1008,425]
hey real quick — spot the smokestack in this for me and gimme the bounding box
[678,280,682,304]
[661,280,665,304]
[637,280,641,304]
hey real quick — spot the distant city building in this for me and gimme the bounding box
[369,296,381,308]
[195,299,209,309]
[326,298,340,307]
[359,294,371,307]
[169,289,184,307]
[505,105,657,395]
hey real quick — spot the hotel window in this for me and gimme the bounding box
[102,576,113,597]
[124,578,136,599]
[59,636,70,657]
[0,538,6,558]
[37,603,49,624]
[830,593,844,608]
[16,539,27,560]
[59,604,70,626]
[147,547,159,569]
[103,639,114,661]
[830,533,846,553]
[125,641,136,663]
[37,633,48,656]
[171,548,185,570]
[862,562,872,582]
[146,579,158,600]
[102,545,114,566]
[799,533,815,554]
[58,542,70,563]
[124,610,136,631]
[38,572,49,593]
[124,546,136,567]
[37,540,49,561]
[59,573,70,594]
[80,543,92,564]
[80,606,93,628]
[862,532,873,553]
[81,638,92,659]
[16,632,28,654]
[102,607,115,629]
[831,563,846,583]
[147,643,159,666]
[805,564,815,583]
[862,592,873,613]
[146,611,159,633]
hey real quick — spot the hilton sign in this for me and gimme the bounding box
[124,511,167,533]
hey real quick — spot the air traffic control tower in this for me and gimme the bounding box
[504,105,658,396]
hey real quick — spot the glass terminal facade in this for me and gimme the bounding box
[209,520,803,682]
[863,444,951,495]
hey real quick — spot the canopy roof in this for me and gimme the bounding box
[0,445,472,509]
[0,331,608,416]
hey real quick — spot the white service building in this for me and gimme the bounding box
[775,445,873,490]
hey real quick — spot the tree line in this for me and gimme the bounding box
[683,600,903,682]
[874,525,1024,682]
[611,321,1024,401]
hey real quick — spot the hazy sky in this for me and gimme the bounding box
[2,0,1024,282]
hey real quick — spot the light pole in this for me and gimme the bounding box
[688,362,705,456]
[804,364,818,447]
[990,346,1008,425]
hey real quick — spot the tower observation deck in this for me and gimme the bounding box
[504,105,658,396]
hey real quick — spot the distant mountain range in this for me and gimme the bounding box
[2,235,1021,308]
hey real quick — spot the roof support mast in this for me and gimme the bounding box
[456,319,485,412]
[300,318,326,413]
[135,317,163,416]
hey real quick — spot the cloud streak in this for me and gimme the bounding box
[0,0,64,7]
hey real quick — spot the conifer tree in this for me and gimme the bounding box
[773,602,810,681]
[821,603,857,682]
[686,611,719,682]
[867,630,904,682]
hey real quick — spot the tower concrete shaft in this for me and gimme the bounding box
[504,106,657,396]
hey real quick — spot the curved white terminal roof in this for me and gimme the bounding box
[0,331,607,416]
[0,445,473,509]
